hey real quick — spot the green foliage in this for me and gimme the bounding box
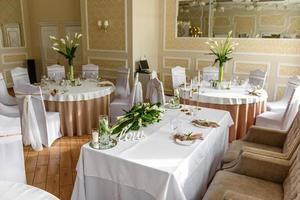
[111,103,164,135]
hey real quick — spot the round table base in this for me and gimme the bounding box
[45,95,110,136]
[181,98,266,142]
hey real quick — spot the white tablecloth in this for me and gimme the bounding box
[42,80,115,102]
[0,181,59,200]
[181,86,268,105]
[72,107,233,200]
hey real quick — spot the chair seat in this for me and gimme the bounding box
[223,140,282,163]
[203,171,283,200]
[255,111,285,130]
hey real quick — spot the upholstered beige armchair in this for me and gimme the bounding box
[203,148,299,200]
[222,108,300,164]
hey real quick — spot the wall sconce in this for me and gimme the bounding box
[97,20,109,32]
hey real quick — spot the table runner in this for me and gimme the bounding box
[72,107,233,200]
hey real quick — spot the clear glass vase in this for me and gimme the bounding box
[98,115,111,146]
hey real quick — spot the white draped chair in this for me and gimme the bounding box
[171,66,186,91]
[0,114,26,183]
[202,66,219,82]
[82,64,99,79]
[110,73,143,124]
[256,87,300,130]
[115,67,131,98]
[0,72,19,117]
[146,77,166,105]
[267,76,300,111]
[15,84,61,150]
[11,67,30,87]
[47,64,65,81]
[248,69,267,88]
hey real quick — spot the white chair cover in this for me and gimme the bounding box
[15,84,61,150]
[0,72,17,106]
[47,64,65,81]
[248,69,267,88]
[256,87,300,130]
[11,67,30,87]
[0,102,19,117]
[267,76,300,111]
[146,77,166,105]
[150,70,158,79]
[82,64,99,79]
[110,73,143,123]
[202,66,219,82]
[115,67,130,98]
[0,115,26,183]
[171,66,186,90]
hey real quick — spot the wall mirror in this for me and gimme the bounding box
[177,0,300,39]
[0,0,24,48]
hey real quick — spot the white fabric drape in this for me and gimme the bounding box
[47,64,65,81]
[0,72,17,106]
[20,95,43,151]
[248,69,267,88]
[202,66,219,82]
[171,66,186,90]
[115,67,130,98]
[82,64,99,79]
[11,67,30,87]
[146,78,166,105]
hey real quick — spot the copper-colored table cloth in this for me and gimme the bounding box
[42,81,114,136]
[181,87,267,142]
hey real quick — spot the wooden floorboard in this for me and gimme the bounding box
[24,135,91,200]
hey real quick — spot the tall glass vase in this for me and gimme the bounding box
[218,62,224,83]
[68,59,75,85]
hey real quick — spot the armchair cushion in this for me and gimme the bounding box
[203,171,283,200]
[244,126,287,148]
[223,140,281,163]
[223,191,264,200]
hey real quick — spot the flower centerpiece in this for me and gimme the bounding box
[111,103,164,135]
[206,31,238,83]
[49,33,82,84]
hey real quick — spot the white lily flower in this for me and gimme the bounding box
[49,36,56,40]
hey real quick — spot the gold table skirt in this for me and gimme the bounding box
[45,95,110,136]
[182,99,266,142]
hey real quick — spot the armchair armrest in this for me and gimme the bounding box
[223,191,263,200]
[243,126,287,148]
[242,146,289,160]
[226,151,289,183]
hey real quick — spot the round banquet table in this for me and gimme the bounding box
[42,80,114,136]
[0,181,59,200]
[180,86,267,142]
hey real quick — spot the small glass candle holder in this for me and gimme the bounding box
[91,128,100,149]
[98,115,111,146]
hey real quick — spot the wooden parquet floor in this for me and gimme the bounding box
[24,135,91,200]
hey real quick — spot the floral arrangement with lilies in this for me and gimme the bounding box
[206,31,238,82]
[49,33,82,82]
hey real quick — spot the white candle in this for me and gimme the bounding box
[92,131,99,143]
[184,82,186,90]
[198,70,201,83]
[190,79,193,89]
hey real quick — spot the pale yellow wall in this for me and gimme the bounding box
[27,0,81,79]
[132,0,160,71]
[159,0,300,100]
[0,0,32,86]
[80,0,132,82]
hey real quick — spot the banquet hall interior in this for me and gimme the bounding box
[0,0,300,199]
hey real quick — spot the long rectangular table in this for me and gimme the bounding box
[72,106,233,200]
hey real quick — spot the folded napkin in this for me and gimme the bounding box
[50,89,59,96]
[247,89,261,97]
[192,119,220,128]
[174,132,203,141]
[97,81,114,87]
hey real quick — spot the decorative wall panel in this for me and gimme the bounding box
[2,53,26,64]
[278,64,300,77]
[234,61,269,75]
[260,15,285,27]
[164,57,190,69]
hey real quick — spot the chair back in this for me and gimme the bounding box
[14,84,48,150]
[202,66,219,82]
[146,77,166,105]
[11,67,30,87]
[281,76,300,103]
[281,87,300,130]
[129,73,143,107]
[171,66,186,90]
[249,69,267,88]
[150,70,158,79]
[283,105,300,157]
[47,64,65,81]
[82,64,99,79]
[0,72,17,106]
[115,67,130,98]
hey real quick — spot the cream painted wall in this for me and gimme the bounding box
[0,0,32,87]
[132,0,160,71]
[159,0,300,101]
[27,0,81,79]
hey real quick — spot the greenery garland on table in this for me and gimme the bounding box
[111,103,164,135]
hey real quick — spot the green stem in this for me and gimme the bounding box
[218,62,224,83]
[68,59,74,82]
